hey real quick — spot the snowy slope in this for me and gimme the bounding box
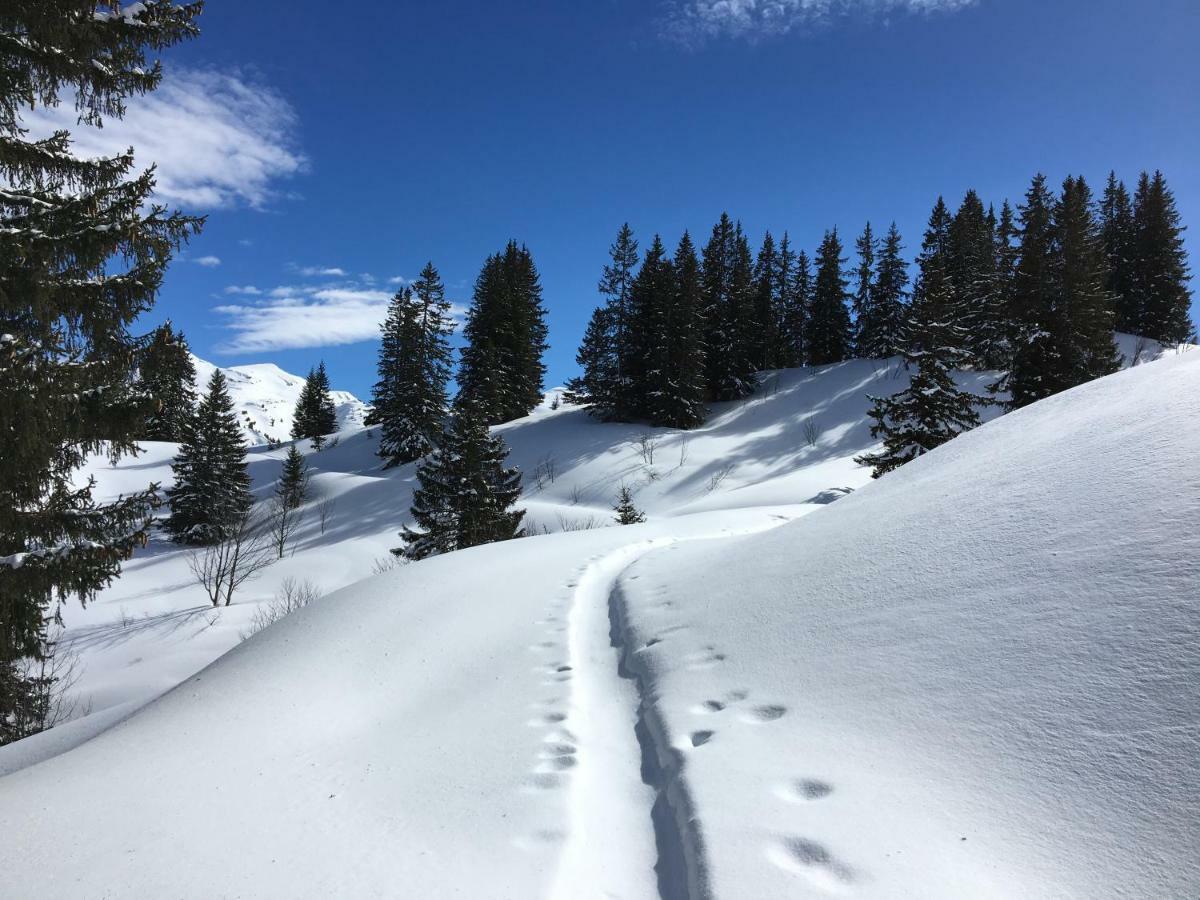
[191,355,369,446]
[1,343,1195,898]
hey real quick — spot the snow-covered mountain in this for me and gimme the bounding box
[1,337,1196,898]
[191,355,369,446]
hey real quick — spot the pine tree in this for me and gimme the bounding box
[1133,171,1194,344]
[857,206,987,477]
[613,486,646,525]
[869,223,910,359]
[399,400,525,560]
[657,232,709,428]
[989,200,1019,368]
[851,222,877,357]
[700,215,758,400]
[1054,175,1121,383]
[277,445,310,511]
[807,229,853,365]
[292,362,338,450]
[458,242,549,424]
[774,233,801,367]
[626,235,678,420]
[1100,172,1138,333]
[779,249,811,367]
[165,370,252,545]
[949,190,1000,366]
[140,322,197,441]
[0,1,202,744]
[751,231,779,371]
[366,263,455,467]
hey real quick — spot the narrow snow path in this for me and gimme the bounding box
[550,518,800,900]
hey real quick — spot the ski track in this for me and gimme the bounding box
[546,519,795,900]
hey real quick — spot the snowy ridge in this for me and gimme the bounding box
[191,354,369,446]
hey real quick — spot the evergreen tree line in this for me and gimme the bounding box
[569,170,1193,435]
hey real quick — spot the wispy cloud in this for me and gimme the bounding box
[660,0,976,44]
[213,275,467,353]
[299,266,348,277]
[194,255,222,268]
[25,69,307,209]
[224,285,263,296]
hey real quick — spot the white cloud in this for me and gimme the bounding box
[24,69,306,209]
[194,255,222,267]
[299,266,348,277]
[213,277,468,353]
[388,275,412,286]
[224,285,263,296]
[661,0,976,43]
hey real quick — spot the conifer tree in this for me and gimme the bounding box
[700,215,758,400]
[774,233,801,367]
[868,224,910,359]
[277,445,310,511]
[458,242,549,424]
[399,400,525,560]
[613,486,646,525]
[807,229,854,365]
[751,231,779,371]
[1100,172,1138,333]
[949,190,1000,366]
[366,263,455,467]
[857,205,987,477]
[851,222,877,357]
[165,370,252,545]
[779,249,811,367]
[1133,171,1194,344]
[140,322,197,442]
[292,362,338,450]
[564,304,620,419]
[657,231,709,428]
[0,1,202,743]
[626,236,678,419]
[990,200,1019,367]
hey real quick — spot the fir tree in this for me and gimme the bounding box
[700,215,758,400]
[851,222,878,357]
[869,223,910,359]
[613,486,646,525]
[1133,171,1194,344]
[990,200,1019,367]
[807,229,853,365]
[399,400,525,560]
[0,1,202,744]
[458,242,549,424]
[1100,172,1138,333]
[949,190,1000,366]
[857,206,987,477]
[366,263,455,467]
[779,249,811,367]
[599,223,640,416]
[774,233,801,367]
[626,235,678,420]
[657,231,709,429]
[292,362,338,450]
[140,322,197,441]
[751,231,780,371]
[277,445,310,511]
[165,370,252,545]
[564,304,620,419]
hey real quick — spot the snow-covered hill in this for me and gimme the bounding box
[1,338,1195,898]
[191,355,369,446]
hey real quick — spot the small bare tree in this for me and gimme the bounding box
[707,462,735,493]
[188,508,275,607]
[266,496,304,559]
[533,454,558,491]
[634,433,661,465]
[676,436,691,470]
[315,493,336,536]
[244,577,322,637]
[802,417,821,448]
[10,621,90,739]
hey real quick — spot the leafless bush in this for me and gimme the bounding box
[11,622,91,738]
[533,454,559,491]
[635,433,661,465]
[707,463,735,493]
[244,577,322,637]
[555,513,604,532]
[802,417,821,448]
[676,436,691,470]
[188,508,275,607]
[315,494,336,535]
[266,496,304,559]
[568,483,585,505]
[371,555,407,576]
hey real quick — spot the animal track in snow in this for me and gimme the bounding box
[776,779,834,803]
[741,704,787,723]
[690,730,715,747]
[685,645,727,670]
[523,772,564,792]
[768,837,856,892]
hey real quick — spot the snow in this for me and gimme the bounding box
[1,340,1196,897]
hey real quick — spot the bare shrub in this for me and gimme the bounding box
[245,577,322,637]
[634,433,661,465]
[802,417,821,448]
[568,483,585,505]
[555,513,604,532]
[266,496,304,560]
[11,621,91,738]
[188,508,275,607]
[533,454,559,491]
[371,555,407,576]
[315,494,336,535]
[676,436,691,470]
[706,463,735,493]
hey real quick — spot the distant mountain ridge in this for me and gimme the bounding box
[190,355,369,447]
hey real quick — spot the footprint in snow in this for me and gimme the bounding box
[690,730,715,748]
[767,837,856,892]
[775,779,834,803]
[741,704,788,724]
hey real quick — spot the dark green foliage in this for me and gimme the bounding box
[277,445,310,511]
[613,486,646,525]
[139,322,196,441]
[990,200,1019,367]
[807,229,853,365]
[658,232,709,428]
[165,370,252,545]
[1101,172,1138,333]
[399,400,525,560]
[751,231,780,371]
[625,236,677,417]
[949,190,1001,367]
[857,206,988,477]
[779,248,811,367]
[851,222,876,355]
[868,224,910,359]
[458,242,549,425]
[366,263,455,467]
[292,361,338,450]
[0,0,202,744]
[701,215,757,400]
[774,234,802,367]
[1133,171,1194,344]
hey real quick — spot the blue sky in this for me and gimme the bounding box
[62,0,1200,399]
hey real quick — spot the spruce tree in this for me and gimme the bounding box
[949,190,1000,367]
[1133,171,1194,344]
[751,231,779,371]
[851,222,877,358]
[1100,172,1138,333]
[399,400,525,560]
[292,362,338,450]
[165,370,252,545]
[613,486,646,525]
[774,233,801,367]
[807,229,853,365]
[277,445,310,511]
[458,242,549,424]
[990,200,1019,368]
[869,224,910,359]
[625,235,676,419]
[779,249,812,367]
[857,206,987,478]
[657,232,709,428]
[140,322,197,441]
[564,304,620,419]
[700,215,757,400]
[366,263,455,467]
[0,1,202,743]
